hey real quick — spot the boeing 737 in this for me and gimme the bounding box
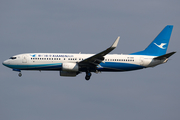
[2,25,176,80]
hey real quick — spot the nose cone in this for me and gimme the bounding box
[2,60,9,66]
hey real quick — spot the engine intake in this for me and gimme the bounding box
[62,63,79,71]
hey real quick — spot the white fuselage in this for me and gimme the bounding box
[2,25,174,80]
[3,53,166,72]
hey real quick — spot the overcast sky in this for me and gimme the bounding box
[0,0,180,120]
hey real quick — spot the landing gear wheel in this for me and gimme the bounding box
[85,72,91,81]
[85,76,90,80]
[18,73,22,77]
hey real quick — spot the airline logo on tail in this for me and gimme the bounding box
[154,43,167,49]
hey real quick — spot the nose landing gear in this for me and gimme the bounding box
[18,72,22,77]
[12,69,22,77]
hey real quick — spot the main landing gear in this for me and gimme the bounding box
[85,72,91,81]
[18,72,22,77]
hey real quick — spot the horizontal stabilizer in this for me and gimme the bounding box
[154,52,176,60]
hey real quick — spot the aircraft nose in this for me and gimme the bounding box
[2,60,9,66]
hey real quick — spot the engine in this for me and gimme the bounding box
[62,63,79,71]
[60,63,79,77]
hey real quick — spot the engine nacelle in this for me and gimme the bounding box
[62,63,79,71]
[60,71,77,77]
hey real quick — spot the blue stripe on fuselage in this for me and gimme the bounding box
[5,63,62,70]
[6,62,144,71]
[98,62,145,71]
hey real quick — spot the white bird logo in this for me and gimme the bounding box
[154,43,167,49]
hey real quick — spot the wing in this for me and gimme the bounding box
[78,36,120,70]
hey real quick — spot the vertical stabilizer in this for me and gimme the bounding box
[131,25,173,56]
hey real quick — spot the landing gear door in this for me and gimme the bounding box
[22,55,27,63]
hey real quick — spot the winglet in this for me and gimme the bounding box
[111,36,120,48]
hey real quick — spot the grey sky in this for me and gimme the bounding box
[0,0,180,120]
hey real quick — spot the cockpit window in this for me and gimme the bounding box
[9,57,17,59]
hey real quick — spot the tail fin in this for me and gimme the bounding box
[131,25,173,56]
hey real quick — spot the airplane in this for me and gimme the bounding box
[2,25,176,80]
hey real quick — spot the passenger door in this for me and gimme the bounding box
[22,55,27,63]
